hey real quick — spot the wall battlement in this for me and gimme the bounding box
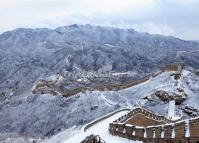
[161,63,182,73]
[113,107,172,124]
[109,107,199,143]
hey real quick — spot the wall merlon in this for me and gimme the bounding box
[109,107,199,142]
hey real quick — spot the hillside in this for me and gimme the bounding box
[0,25,199,98]
[1,68,199,143]
[0,25,199,143]
[43,69,199,143]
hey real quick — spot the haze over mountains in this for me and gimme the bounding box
[0,24,199,143]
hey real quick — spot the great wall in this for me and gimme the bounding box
[78,63,199,143]
[109,107,199,143]
[81,64,183,133]
[106,64,199,143]
[32,63,182,97]
[63,63,182,97]
[83,108,130,132]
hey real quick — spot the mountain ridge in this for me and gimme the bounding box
[0,24,199,143]
[1,24,199,99]
[1,24,197,43]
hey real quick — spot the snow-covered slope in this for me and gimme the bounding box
[38,69,199,143]
[1,69,197,142]
[41,110,143,143]
[63,110,140,143]
[1,25,199,143]
[178,70,199,107]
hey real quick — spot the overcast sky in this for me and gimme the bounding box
[0,0,199,40]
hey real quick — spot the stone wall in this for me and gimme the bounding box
[109,108,199,143]
[189,119,199,137]
[125,114,166,127]
[112,107,171,124]
[83,108,130,131]
[62,64,182,97]
[161,64,182,73]
[175,122,185,138]
[100,64,183,92]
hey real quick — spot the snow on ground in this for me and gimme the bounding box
[63,110,142,143]
[1,70,198,142]
[41,127,81,143]
[42,70,199,143]
[178,70,199,108]
[37,70,199,143]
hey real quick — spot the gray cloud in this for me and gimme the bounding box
[0,0,198,40]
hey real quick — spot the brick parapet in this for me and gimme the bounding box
[113,107,172,124]
[109,109,199,142]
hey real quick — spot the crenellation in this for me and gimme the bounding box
[155,126,162,138]
[135,128,145,138]
[189,118,199,137]
[146,127,154,138]
[175,121,185,138]
[109,107,199,142]
[125,125,134,137]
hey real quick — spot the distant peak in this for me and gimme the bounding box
[68,24,79,28]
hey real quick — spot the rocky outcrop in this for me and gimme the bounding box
[194,69,199,76]
[171,73,181,80]
[80,135,105,143]
[0,92,6,102]
[32,74,64,95]
[154,90,186,105]
[174,73,181,80]
[155,90,170,102]
[173,93,186,105]
[176,88,184,93]
[182,106,199,117]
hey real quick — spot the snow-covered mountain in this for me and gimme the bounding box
[0,25,199,143]
[0,24,199,97]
